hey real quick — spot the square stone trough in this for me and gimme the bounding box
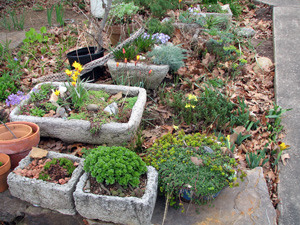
[9,82,147,145]
[107,59,169,89]
[7,151,84,215]
[173,4,233,33]
[73,166,158,225]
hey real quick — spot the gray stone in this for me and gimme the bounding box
[203,146,213,153]
[151,167,276,225]
[9,82,147,145]
[0,190,30,222]
[7,151,84,215]
[107,59,169,90]
[56,106,67,118]
[237,27,256,38]
[74,166,158,225]
[0,31,25,49]
[253,57,273,74]
[86,104,99,112]
[104,102,118,115]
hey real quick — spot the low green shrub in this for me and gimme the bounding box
[145,131,238,205]
[162,86,250,131]
[146,18,174,36]
[83,146,147,188]
[147,44,187,72]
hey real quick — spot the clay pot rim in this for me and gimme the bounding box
[0,124,33,141]
[0,153,11,175]
[0,122,40,143]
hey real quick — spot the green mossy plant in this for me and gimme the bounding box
[84,146,147,188]
[145,131,238,205]
[39,158,76,181]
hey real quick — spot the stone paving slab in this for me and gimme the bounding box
[272,6,300,225]
[151,167,276,225]
[0,31,25,49]
[0,167,276,225]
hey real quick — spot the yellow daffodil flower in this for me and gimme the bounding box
[74,70,80,77]
[54,90,60,96]
[72,61,80,70]
[188,94,198,101]
[72,74,77,82]
[226,135,230,142]
[76,65,83,72]
[173,125,179,130]
[65,69,72,76]
[185,103,191,108]
[279,142,290,151]
[72,81,76,86]
[191,105,196,109]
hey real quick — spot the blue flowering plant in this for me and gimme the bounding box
[6,91,29,107]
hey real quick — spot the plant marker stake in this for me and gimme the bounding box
[0,121,18,139]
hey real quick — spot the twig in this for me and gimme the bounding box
[0,121,17,139]
[100,183,111,195]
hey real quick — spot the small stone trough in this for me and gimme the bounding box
[173,4,233,33]
[107,59,169,89]
[7,151,84,215]
[73,166,158,225]
[9,82,147,145]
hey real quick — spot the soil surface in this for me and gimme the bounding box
[13,158,79,185]
[87,173,147,198]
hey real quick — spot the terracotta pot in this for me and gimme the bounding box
[107,24,137,46]
[0,124,32,141]
[0,153,11,192]
[0,122,40,169]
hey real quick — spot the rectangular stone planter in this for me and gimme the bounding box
[174,4,232,32]
[7,151,84,215]
[73,166,158,225]
[9,82,147,145]
[107,59,169,89]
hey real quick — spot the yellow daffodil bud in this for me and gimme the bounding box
[136,55,140,61]
[65,69,72,76]
[54,90,60,96]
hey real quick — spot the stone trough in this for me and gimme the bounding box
[9,82,147,145]
[7,151,84,215]
[73,166,158,225]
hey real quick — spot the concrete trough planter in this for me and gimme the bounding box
[173,4,233,33]
[74,166,158,225]
[9,82,147,145]
[107,59,169,89]
[7,151,84,215]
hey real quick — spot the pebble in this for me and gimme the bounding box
[87,104,99,112]
[104,102,118,115]
[237,27,256,38]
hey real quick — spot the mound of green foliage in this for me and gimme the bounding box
[84,146,147,188]
[145,131,239,204]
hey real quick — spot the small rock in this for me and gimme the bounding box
[30,147,48,159]
[56,106,67,118]
[161,17,172,23]
[253,57,273,74]
[203,146,214,153]
[59,179,66,185]
[87,104,99,112]
[104,102,118,115]
[166,10,175,18]
[237,27,256,38]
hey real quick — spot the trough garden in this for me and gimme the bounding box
[0,0,290,222]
